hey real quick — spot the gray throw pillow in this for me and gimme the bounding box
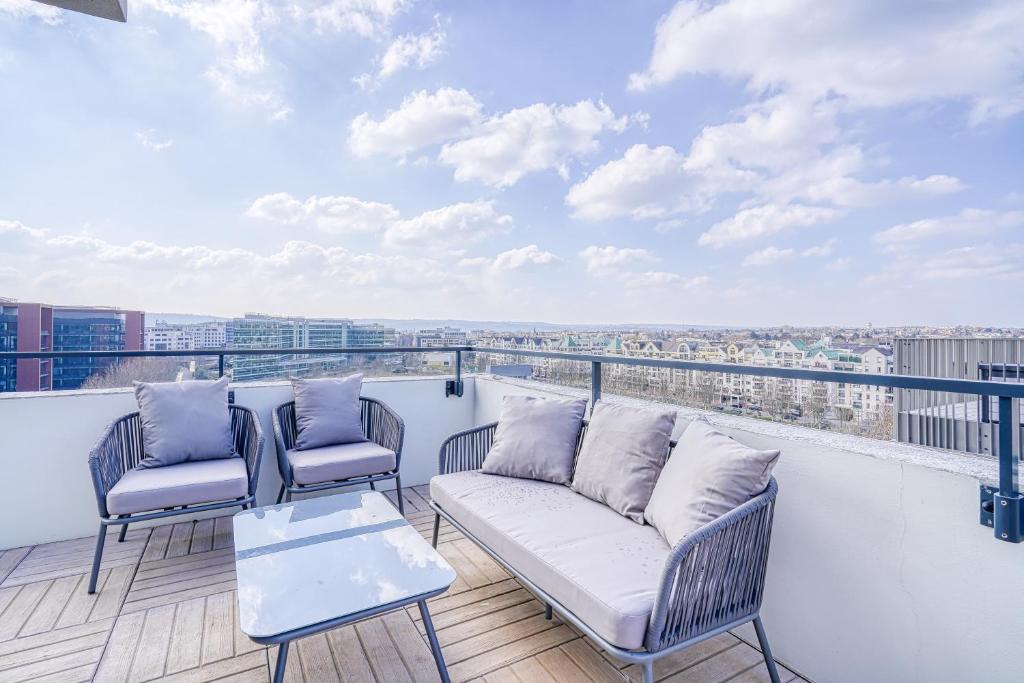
[292,374,367,451]
[135,376,234,468]
[571,401,676,523]
[644,420,780,547]
[481,395,587,484]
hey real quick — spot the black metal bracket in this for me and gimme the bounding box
[445,379,464,398]
[228,389,236,404]
[980,485,1023,542]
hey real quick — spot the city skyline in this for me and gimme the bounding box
[2,1,1023,326]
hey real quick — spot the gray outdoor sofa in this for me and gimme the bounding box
[430,420,781,683]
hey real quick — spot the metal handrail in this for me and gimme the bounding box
[1,343,1021,542]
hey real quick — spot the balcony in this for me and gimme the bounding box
[0,370,1020,683]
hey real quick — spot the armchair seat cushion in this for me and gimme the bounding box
[107,458,248,515]
[287,441,396,486]
[431,470,670,650]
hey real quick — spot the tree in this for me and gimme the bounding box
[81,357,191,389]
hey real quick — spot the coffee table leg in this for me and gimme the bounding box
[418,600,450,683]
[273,642,289,683]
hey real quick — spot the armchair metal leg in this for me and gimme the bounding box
[753,616,782,683]
[88,524,106,594]
[544,603,553,620]
[276,484,285,505]
[369,481,376,490]
[641,660,654,683]
[432,513,440,548]
[117,518,129,543]
[395,475,405,517]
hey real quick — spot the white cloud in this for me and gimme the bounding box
[299,0,409,38]
[801,239,836,258]
[352,90,636,186]
[383,200,512,248]
[742,246,794,267]
[699,204,840,248]
[356,22,445,88]
[0,0,62,23]
[916,245,1024,281]
[135,129,174,152]
[349,88,482,159]
[629,0,1024,123]
[566,144,693,221]
[246,193,399,234]
[438,100,632,187]
[491,245,562,272]
[826,257,853,272]
[622,272,709,290]
[873,208,1024,246]
[579,245,657,273]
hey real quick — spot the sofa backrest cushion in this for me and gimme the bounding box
[571,401,676,524]
[481,395,587,484]
[644,419,779,546]
[135,376,235,468]
[292,374,367,451]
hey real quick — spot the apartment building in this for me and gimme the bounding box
[0,299,144,392]
[414,327,469,348]
[228,314,396,381]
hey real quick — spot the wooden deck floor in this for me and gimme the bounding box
[0,486,803,683]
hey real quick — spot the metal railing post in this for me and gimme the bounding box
[445,350,464,398]
[992,396,1022,542]
[218,354,225,378]
[591,361,602,408]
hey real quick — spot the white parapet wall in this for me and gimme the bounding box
[0,375,477,549]
[473,375,1022,683]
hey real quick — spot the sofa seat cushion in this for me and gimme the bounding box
[108,457,248,515]
[288,442,396,485]
[431,471,670,650]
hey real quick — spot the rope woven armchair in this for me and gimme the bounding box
[272,397,406,513]
[87,404,264,593]
[431,420,781,683]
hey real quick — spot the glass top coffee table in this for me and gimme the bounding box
[233,491,456,683]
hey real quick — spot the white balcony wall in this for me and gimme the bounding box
[473,375,1021,683]
[0,376,476,549]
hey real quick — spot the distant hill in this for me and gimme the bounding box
[354,318,734,333]
[146,312,229,327]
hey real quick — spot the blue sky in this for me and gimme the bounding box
[1,0,1022,326]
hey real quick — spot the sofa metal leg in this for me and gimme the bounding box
[276,484,285,505]
[431,513,440,548]
[88,524,106,594]
[395,475,405,517]
[640,660,654,683]
[369,481,376,490]
[544,603,553,620]
[753,616,782,683]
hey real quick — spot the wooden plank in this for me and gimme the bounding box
[661,642,762,683]
[481,668,521,683]
[128,603,176,682]
[0,626,107,674]
[89,564,137,623]
[443,613,564,665]
[511,655,560,682]
[191,519,215,555]
[212,517,234,550]
[142,525,173,563]
[31,662,97,683]
[559,640,627,683]
[324,625,375,683]
[0,582,49,641]
[166,597,206,675]
[421,587,533,630]
[0,548,31,585]
[0,644,105,682]
[354,617,414,683]
[0,618,111,660]
[296,634,340,683]
[435,544,488,590]
[382,610,439,683]
[93,611,147,682]
[167,523,196,559]
[158,649,268,683]
[446,623,577,682]
[120,579,238,615]
[201,591,236,664]
[432,602,544,647]
[18,575,79,637]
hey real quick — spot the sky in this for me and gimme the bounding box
[0,0,1022,327]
